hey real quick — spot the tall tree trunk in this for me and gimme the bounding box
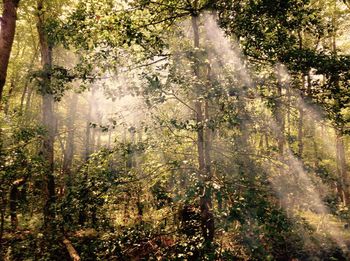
[297,85,304,158]
[24,85,33,116]
[90,91,98,153]
[96,130,101,150]
[296,32,305,158]
[330,1,349,205]
[9,183,18,230]
[91,126,96,153]
[0,184,6,247]
[9,177,27,230]
[79,101,91,224]
[0,0,20,104]
[191,13,214,245]
[19,80,27,114]
[84,91,94,160]
[286,83,291,138]
[336,130,350,205]
[4,39,27,113]
[4,73,15,114]
[107,130,112,149]
[62,93,78,190]
[275,68,284,154]
[20,46,38,114]
[37,0,56,228]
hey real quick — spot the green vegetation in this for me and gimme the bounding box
[1,0,350,260]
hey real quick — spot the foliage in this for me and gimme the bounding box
[1,0,350,260]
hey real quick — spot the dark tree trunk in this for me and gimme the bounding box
[9,177,27,231]
[191,13,214,245]
[9,184,18,230]
[136,194,144,223]
[0,0,20,104]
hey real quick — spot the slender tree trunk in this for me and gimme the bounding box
[84,91,94,160]
[295,32,305,158]
[4,74,15,114]
[90,89,98,153]
[9,177,27,230]
[286,83,291,138]
[136,193,143,223]
[306,73,319,168]
[24,85,33,116]
[62,93,78,190]
[107,130,112,149]
[128,126,136,168]
[9,184,18,230]
[297,88,304,157]
[203,64,214,240]
[191,13,214,245]
[276,69,284,154]
[37,0,56,228]
[91,127,96,152]
[20,46,38,114]
[96,118,101,150]
[4,40,27,113]
[123,192,131,223]
[329,1,349,205]
[258,134,264,154]
[0,185,6,247]
[265,134,269,154]
[336,130,350,205]
[19,81,27,113]
[0,0,20,104]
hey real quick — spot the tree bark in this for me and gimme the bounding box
[62,93,78,190]
[336,130,350,205]
[330,1,349,205]
[84,91,93,160]
[0,185,6,247]
[37,0,56,228]
[63,237,81,261]
[191,13,214,245]
[297,87,304,158]
[107,130,112,149]
[276,69,284,154]
[4,73,15,114]
[0,0,20,104]
[9,177,27,230]
[20,46,38,114]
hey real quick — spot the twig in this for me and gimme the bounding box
[63,237,81,261]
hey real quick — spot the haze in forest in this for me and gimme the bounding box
[1,1,350,260]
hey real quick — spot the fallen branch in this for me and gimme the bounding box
[63,237,81,261]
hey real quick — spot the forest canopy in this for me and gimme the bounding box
[1,0,350,260]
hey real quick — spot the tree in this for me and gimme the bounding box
[1,0,350,260]
[0,0,20,103]
[37,0,56,228]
